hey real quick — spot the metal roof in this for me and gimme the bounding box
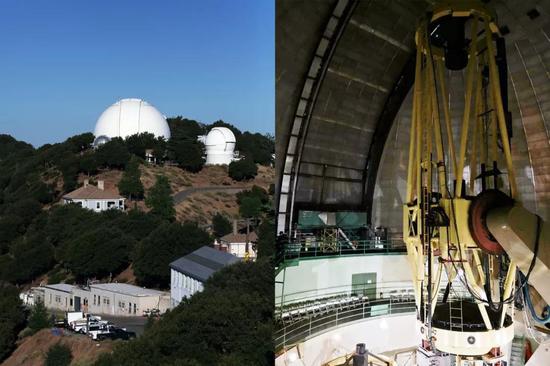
[90,283,167,297]
[169,246,240,282]
[44,283,76,293]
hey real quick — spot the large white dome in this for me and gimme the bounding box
[93,98,171,145]
[204,127,236,165]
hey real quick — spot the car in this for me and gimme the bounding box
[96,327,136,341]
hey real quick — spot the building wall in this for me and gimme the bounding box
[227,242,257,259]
[84,287,169,316]
[170,269,204,307]
[275,254,412,304]
[63,198,125,212]
[43,288,74,312]
[41,285,169,316]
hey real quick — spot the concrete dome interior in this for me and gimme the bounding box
[276,0,550,235]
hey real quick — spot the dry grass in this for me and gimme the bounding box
[75,163,274,224]
[2,329,114,366]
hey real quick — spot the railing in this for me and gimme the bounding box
[277,239,406,262]
[274,285,416,351]
[275,282,414,312]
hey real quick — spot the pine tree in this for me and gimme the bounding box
[212,213,232,238]
[28,300,51,334]
[145,175,175,221]
[118,156,144,200]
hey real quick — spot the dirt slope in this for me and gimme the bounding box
[2,329,114,366]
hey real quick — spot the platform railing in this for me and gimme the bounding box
[274,284,417,351]
[278,238,407,263]
[275,282,414,313]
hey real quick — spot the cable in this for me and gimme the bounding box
[521,272,550,324]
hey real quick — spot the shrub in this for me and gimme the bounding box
[228,158,257,181]
[45,343,72,366]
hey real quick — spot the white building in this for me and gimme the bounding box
[63,180,125,212]
[40,282,170,316]
[169,246,239,307]
[215,230,258,259]
[93,98,171,147]
[198,127,238,165]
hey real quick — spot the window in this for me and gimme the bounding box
[134,303,136,314]
[119,200,123,206]
[93,295,96,305]
[96,202,100,209]
[98,295,100,304]
[108,201,115,207]
[119,301,125,308]
[128,302,132,313]
[49,294,52,303]
[55,295,61,303]
[70,298,73,307]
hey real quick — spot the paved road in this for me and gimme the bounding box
[99,314,149,336]
[172,185,248,205]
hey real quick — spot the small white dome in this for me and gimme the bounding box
[204,127,236,165]
[205,127,236,150]
[93,98,171,145]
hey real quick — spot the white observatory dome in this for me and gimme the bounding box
[204,127,236,165]
[93,98,171,146]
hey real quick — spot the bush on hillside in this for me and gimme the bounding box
[228,158,257,181]
[45,343,73,366]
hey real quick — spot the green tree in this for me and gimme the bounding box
[64,228,134,280]
[236,132,274,165]
[236,186,268,205]
[125,133,158,158]
[95,137,130,169]
[65,132,94,153]
[167,117,205,140]
[239,196,262,219]
[133,222,210,288]
[1,235,55,284]
[79,152,98,176]
[228,158,257,181]
[0,284,26,361]
[118,156,144,200]
[28,300,51,334]
[169,140,205,172]
[212,213,232,238]
[45,343,73,366]
[255,219,275,259]
[145,175,175,221]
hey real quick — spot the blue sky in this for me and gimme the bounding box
[0,0,274,147]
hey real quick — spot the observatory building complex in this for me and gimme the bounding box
[276,1,550,366]
[93,98,171,147]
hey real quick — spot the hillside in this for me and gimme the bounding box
[1,329,114,366]
[85,163,273,224]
